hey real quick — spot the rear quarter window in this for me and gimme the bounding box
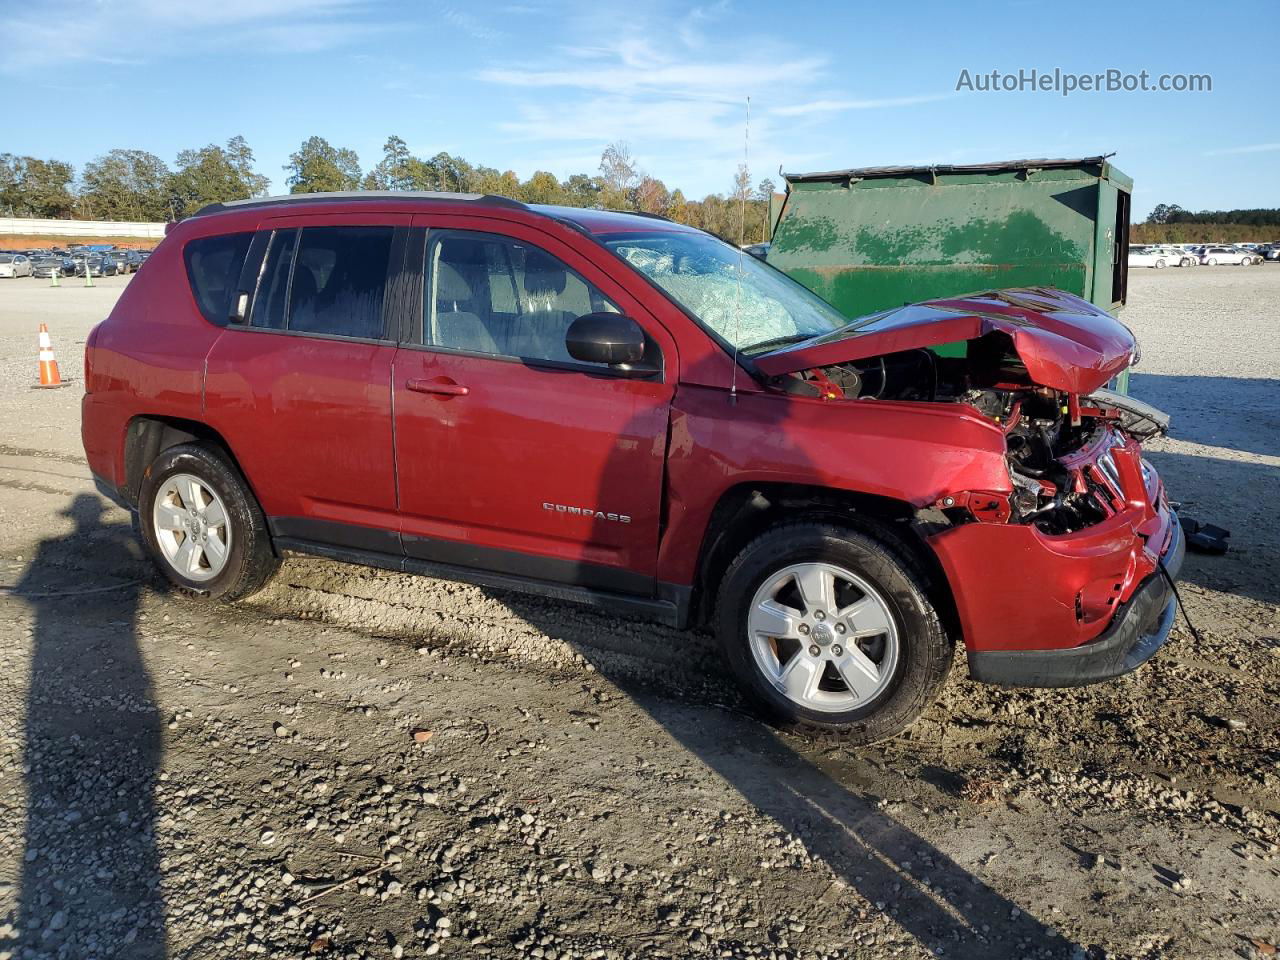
[184,233,253,326]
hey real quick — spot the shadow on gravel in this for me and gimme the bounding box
[1130,373,1280,460]
[5,494,167,958]
[559,650,1080,959]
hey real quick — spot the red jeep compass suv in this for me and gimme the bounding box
[82,192,1183,743]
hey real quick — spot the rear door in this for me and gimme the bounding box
[392,215,676,593]
[203,213,409,551]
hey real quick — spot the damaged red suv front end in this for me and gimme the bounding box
[755,287,1184,688]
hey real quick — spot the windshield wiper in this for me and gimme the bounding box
[742,332,820,355]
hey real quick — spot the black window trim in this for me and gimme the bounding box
[226,224,406,345]
[408,226,664,382]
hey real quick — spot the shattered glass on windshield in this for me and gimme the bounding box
[604,232,850,352]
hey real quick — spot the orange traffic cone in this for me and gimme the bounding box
[36,323,66,388]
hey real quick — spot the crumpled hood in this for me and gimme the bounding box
[753,287,1136,395]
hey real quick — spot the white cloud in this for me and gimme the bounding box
[0,0,391,73]
[1204,142,1280,156]
[480,42,825,102]
[466,2,978,195]
[440,6,507,42]
[770,93,957,116]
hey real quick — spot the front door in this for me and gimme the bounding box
[392,218,675,594]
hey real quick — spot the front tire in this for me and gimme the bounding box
[138,443,278,600]
[715,521,953,743]
[1155,259,1166,269]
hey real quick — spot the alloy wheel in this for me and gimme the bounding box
[151,473,232,582]
[747,562,899,713]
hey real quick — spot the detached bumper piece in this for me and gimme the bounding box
[967,518,1185,688]
[1180,515,1230,555]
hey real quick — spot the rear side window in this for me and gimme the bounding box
[250,226,393,340]
[184,233,253,326]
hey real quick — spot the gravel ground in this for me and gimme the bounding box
[0,266,1277,960]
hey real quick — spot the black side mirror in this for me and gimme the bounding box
[565,313,648,367]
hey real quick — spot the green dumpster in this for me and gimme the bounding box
[768,156,1133,385]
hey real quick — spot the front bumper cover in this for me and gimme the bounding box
[967,516,1185,687]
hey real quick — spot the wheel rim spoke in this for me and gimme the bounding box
[779,654,821,702]
[154,503,186,531]
[841,595,892,638]
[182,477,205,511]
[173,536,200,575]
[831,645,883,700]
[203,531,228,569]
[793,565,835,613]
[749,598,801,641]
[201,497,226,528]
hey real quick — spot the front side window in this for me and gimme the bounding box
[250,226,393,339]
[184,232,253,326]
[602,230,852,354]
[425,231,619,364]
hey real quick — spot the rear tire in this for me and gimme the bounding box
[715,521,953,743]
[138,443,278,600]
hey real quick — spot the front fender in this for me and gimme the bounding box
[656,384,1010,584]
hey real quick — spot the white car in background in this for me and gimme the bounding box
[0,253,33,278]
[1153,245,1194,266]
[1199,246,1254,266]
[1128,245,1179,268]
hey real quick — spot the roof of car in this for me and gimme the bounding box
[187,191,692,237]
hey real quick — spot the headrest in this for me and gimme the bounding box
[523,251,567,299]
[436,260,472,303]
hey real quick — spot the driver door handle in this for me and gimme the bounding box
[406,377,469,397]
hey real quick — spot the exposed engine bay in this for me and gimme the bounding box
[775,332,1170,535]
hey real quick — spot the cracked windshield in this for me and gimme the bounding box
[605,231,853,353]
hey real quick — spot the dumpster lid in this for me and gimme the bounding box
[784,154,1115,183]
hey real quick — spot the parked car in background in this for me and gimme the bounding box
[1263,245,1280,262]
[75,254,118,278]
[81,191,1184,743]
[1153,245,1194,266]
[122,250,147,272]
[0,253,33,278]
[31,255,76,279]
[1128,245,1176,268]
[1199,246,1253,266]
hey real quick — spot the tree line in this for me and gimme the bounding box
[1,135,776,244]
[1147,203,1280,227]
[1136,202,1280,242]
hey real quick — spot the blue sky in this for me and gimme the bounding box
[1,0,1276,218]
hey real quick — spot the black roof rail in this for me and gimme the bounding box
[189,191,530,219]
